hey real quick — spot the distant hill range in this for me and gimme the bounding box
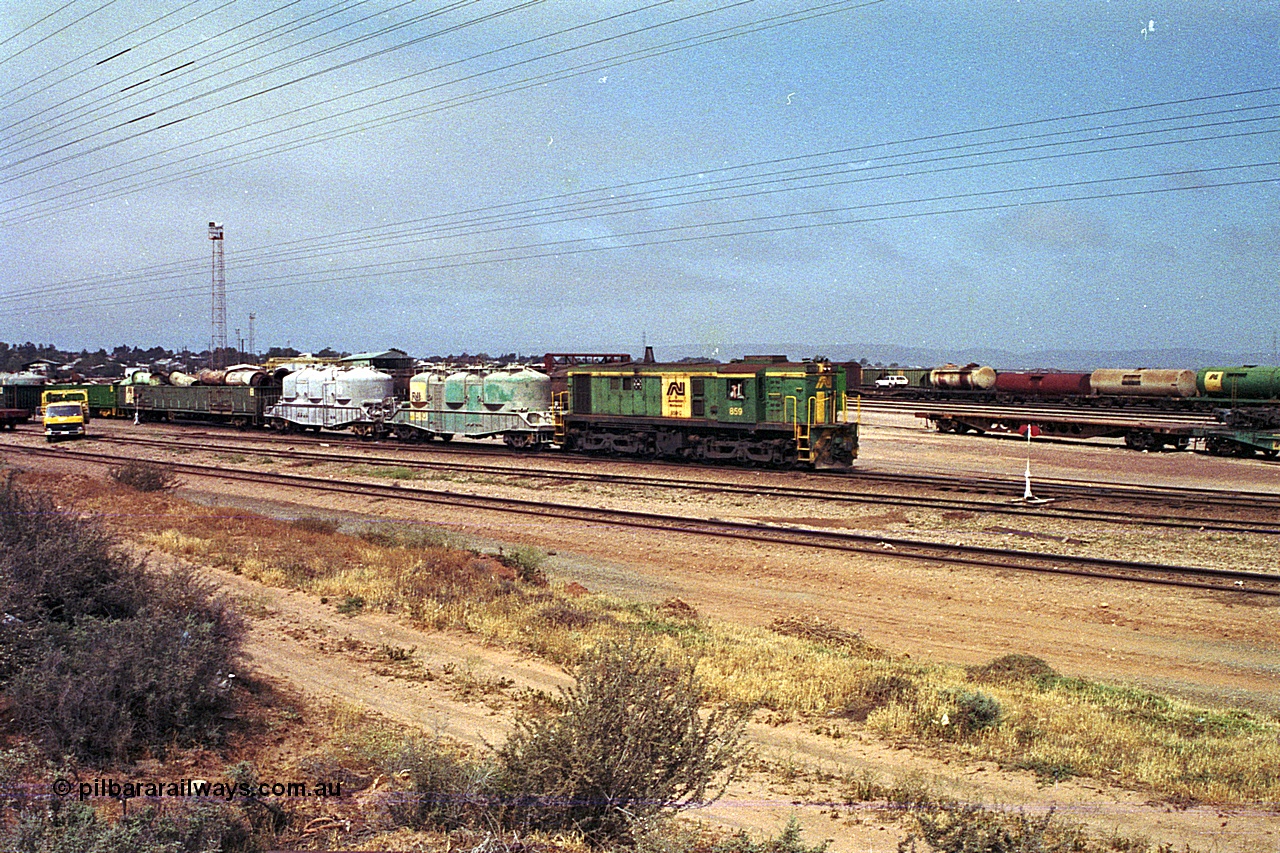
[662,344,1280,371]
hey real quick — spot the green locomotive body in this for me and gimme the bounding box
[557,357,857,469]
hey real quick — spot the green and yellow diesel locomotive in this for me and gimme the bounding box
[555,356,857,469]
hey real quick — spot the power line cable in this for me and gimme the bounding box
[1,0,887,221]
[0,0,124,72]
[0,0,206,108]
[0,0,708,178]
[0,0,382,155]
[7,96,1276,303]
[0,0,81,55]
[31,161,1276,313]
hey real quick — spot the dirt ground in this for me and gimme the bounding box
[4,416,1278,851]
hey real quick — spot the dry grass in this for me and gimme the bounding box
[34,470,1280,807]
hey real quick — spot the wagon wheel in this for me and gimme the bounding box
[394,424,422,442]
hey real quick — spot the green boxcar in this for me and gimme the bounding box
[0,383,44,413]
[560,358,856,469]
[1196,366,1280,401]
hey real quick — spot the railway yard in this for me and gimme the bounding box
[2,407,1277,851]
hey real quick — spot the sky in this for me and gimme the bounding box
[0,1,1277,363]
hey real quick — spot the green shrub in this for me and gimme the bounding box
[0,799,256,853]
[383,737,495,832]
[0,477,146,627]
[712,816,831,852]
[495,639,748,845]
[7,609,240,762]
[501,545,549,586]
[944,689,1002,737]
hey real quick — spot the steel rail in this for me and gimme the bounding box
[9,443,1279,597]
[85,432,1280,537]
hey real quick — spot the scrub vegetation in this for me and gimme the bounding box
[2,469,1270,851]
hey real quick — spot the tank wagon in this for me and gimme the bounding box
[267,366,393,435]
[390,364,555,448]
[1088,368,1198,399]
[857,362,1280,408]
[556,357,857,469]
[993,371,1092,398]
[1198,366,1280,401]
[929,364,996,391]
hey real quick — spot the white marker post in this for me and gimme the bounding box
[1014,423,1053,505]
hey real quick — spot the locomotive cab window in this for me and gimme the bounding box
[727,380,745,400]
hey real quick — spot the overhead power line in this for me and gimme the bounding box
[14,160,1278,313]
[1,0,884,224]
[4,90,1277,307]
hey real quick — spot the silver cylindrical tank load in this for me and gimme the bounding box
[223,364,267,386]
[169,371,198,387]
[928,363,997,391]
[1090,368,1198,398]
[325,366,394,407]
[127,370,153,385]
[481,365,552,413]
[268,366,393,431]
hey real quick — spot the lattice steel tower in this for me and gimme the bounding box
[209,222,226,368]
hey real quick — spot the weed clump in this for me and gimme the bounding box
[769,614,878,655]
[0,479,242,763]
[500,545,549,586]
[967,653,1059,686]
[494,639,748,845]
[899,801,1088,853]
[290,516,338,534]
[842,674,918,722]
[108,459,182,492]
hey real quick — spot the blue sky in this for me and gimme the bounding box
[0,1,1276,361]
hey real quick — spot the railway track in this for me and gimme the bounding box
[75,430,1280,536]
[7,442,1279,598]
